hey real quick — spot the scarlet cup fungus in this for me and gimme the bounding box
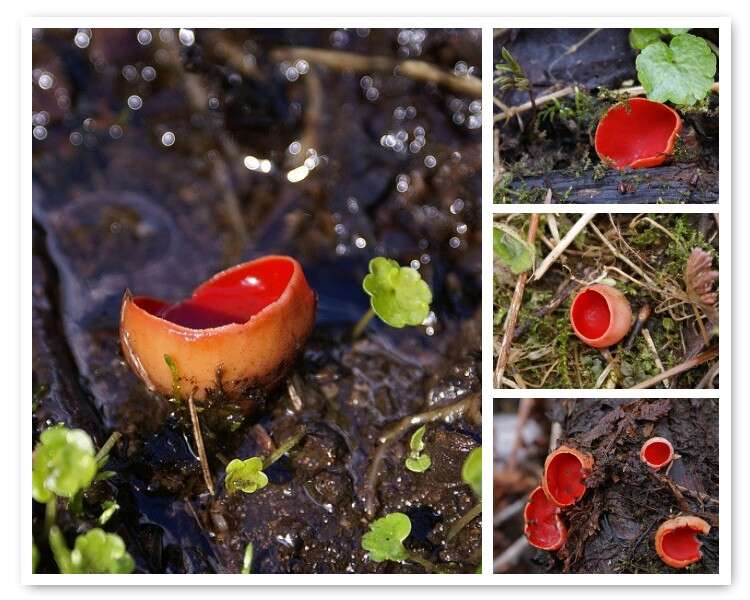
[542,446,594,508]
[570,284,633,349]
[120,255,315,400]
[655,516,710,569]
[640,437,675,470]
[594,98,682,170]
[524,486,568,551]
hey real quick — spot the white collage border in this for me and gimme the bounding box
[21,16,730,586]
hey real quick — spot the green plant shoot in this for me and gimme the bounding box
[98,500,120,526]
[50,527,134,574]
[493,225,535,274]
[241,542,254,574]
[224,457,268,495]
[32,425,98,503]
[405,425,431,473]
[358,257,432,334]
[361,512,411,563]
[462,447,482,499]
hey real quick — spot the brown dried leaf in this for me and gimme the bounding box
[684,248,719,322]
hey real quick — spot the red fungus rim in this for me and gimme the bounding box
[132,256,297,331]
[655,516,710,569]
[524,486,568,551]
[640,437,674,470]
[594,98,683,170]
[542,446,594,508]
[570,288,612,342]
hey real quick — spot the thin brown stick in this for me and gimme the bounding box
[533,213,596,281]
[270,47,481,97]
[641,328,670,388]
[629,347,719,389]
[695,361,720,389]
[187,393,215,496]
[494,214,540,388]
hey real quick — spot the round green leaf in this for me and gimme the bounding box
[636,33,717,105]
[225,457,269,495]
[32,425,97,502]
[362,257,432,328]
[462,447,482,499]
[629,28,690,50]
[70,528,135,574]
[361,512,411,562]
[405,454,432,473]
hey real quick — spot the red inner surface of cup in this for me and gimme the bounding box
[526,487,565,549]
[661,526,702,562]
[571,289,610,340]
[643,440,672,466]
[596,100,679,168]
[135,258,295,329]
[546,452,586,506]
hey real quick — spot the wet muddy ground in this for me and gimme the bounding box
[493,28,720,204]
[32,28,482,574]
[494,398,719,574]
[493,213,719,389]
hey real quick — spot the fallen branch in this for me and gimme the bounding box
[629,347,718,389]
[494,214,540,388]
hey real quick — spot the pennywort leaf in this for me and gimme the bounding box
[462,447,482,499]
[629,28,690,50]
[362,257,432,328]
[50,527,134,574]
[224,457,268,495]
[361,512,411,562]
[32,425,97,503]
[636,33,717,105]
[493,225,535,274]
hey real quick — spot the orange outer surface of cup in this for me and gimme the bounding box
[654,516,710,569]
[120,256,316,401]
[569,284,633,349]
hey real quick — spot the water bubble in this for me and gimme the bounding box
[420,253,431,264]
[32,111,49,126]
[82,118,96,132]
[208,97,220,110]
[365,87,379,101]
[109,124,123,139]
[453,61,468,76]
[359,76,373,90]
[329,30,349,48]
[74,30,90,49]
[346,197,359,213]
[467,115,481,129]
[141,66,156,81]
[127,95,143,110]
[396,179,409,193]
[295,60,309,74]
[449,236,461,249]
[356,28,370,38]
[469,100,482,113]
[288,141,301,155]
[410,259,420,270]
[353,236,367,249]
[159,29,175,43]
[335,243,347,256]
[334,223,347,236]
[178,28,195,47]
[161,131,175,147]
[285,66,299,82]
[69,131,83,145]
[424,155,437,168]
[456,222,468,234]
[32,126,47,140]
[37,72,54,90]
[122,65,138,81]
[405,106,417,119]
[450,198,465,214]
[137,29,153,45]
[452,112,466,125]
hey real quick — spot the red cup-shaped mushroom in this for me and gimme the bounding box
[640,437,675,470]
[655,516,710,569]
[542,446,594,508]
[120,256,316,401]
[594,98,683,170]
[570,284,633,348]
[524,486,568,551]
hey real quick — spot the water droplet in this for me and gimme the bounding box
[161,131,175,146]
[285,66,299,82]
[365,87,379,101]
[208,97,220,110]
[178,28,195,47]
[295,60,309,74]
[32,111,49,126]
[449,236,461,249]
[32,125,47,140]
[141,66,156,81]
[410,259,420,270]
[127,95,143,110]
[288,141,301,155]
[456,223,468,234]
[74,30,90,49]
[450,198,465,214]
[69,131,83,145]
[109,124,123,139]
[424,155,437,168]
[37,72,54,90]
[346,197,359,213]
[122,65,138,81]
[353,236,367,249]
[137,29,153,45]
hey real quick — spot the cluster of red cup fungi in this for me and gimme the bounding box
[524,435,710,569]
[119,255,316,401]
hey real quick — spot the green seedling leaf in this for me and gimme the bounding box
[225,457,268,495]
[98,500,120,526]
[70,528,134,574]
[409,425,427,453]
[636,34,717,105]
[241,542,254,574]
[361,512,411,562]
[462,447,482,499]
[405,454,432,472]
[629,28,690,50]
[32,425,97,503]
[493,225,535,274]
[362,257,432,328]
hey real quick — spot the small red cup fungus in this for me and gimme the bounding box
[655,516,710,569]
[542,446,594,508]
[640,437,674,470]
[570,284,633,349]
[524,486,568,551]
[120,255,316,400]
[594,98,683,170]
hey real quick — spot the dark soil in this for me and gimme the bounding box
[493,28,720,204]
[32,28,482,574]
[494,398,719,574]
